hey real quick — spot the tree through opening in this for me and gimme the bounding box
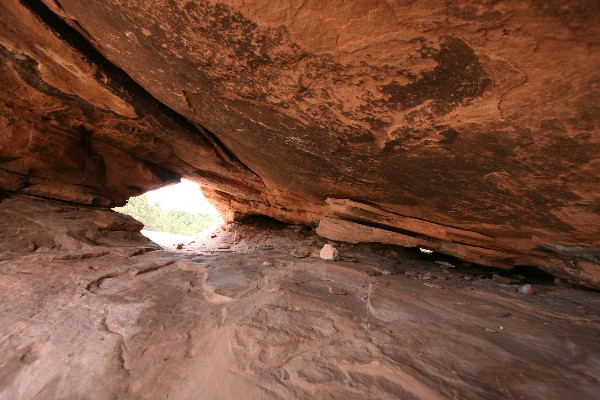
[114,179,222,247]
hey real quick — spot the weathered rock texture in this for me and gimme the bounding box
[1,0,599,286]
[1,196,599,399]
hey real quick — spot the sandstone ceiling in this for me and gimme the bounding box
[0,0,599,287]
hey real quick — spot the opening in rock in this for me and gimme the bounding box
[114,179,223,247]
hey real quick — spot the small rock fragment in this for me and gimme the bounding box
[422,282,441,289]
[553,277,574,288]
[328,287,346,295]
[262,261,273,267]
[492,274,512,284]
[176,243,184,250]
[25,242,38,252]
[405,271,418,278]
[381,270,392,275]
[421,272,433,280]
[289,225,305,232]
[320,244,339,261]
[435,261,455,268]
[462,275,473,281]
[291,246,311,258]
[217,245,231,249]
[553,277,562,286]
[485,328,497,333]
[518,284,536,295]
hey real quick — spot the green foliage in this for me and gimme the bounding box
[114,194,214,235]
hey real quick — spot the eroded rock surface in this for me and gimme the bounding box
[1,196,599,399]
[0,2,599,282]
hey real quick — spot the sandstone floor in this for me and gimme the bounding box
[1,196,599,399]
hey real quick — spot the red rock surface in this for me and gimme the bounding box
[0,1,598,286]
[0,196,599,399]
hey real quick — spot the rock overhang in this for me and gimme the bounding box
[0,0,598,287]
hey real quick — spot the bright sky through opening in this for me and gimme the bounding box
[145,179,220,219]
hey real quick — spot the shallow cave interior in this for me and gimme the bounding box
[1,1,599,399]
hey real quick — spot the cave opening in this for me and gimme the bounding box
[113,179,222,247]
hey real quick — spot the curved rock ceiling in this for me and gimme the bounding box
[0,0,599,287]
